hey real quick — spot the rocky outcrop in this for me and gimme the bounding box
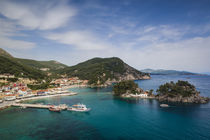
[156,94,209,104]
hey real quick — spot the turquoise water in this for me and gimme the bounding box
[0,75,210,140]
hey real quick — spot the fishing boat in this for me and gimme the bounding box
[48,106,61,112]
[67,103,91,112]
[160,104,169,107]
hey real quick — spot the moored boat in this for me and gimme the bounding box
[0,99,3,103]
[160,104,169,107]
[48,106,61,112]
[67,103,91,112]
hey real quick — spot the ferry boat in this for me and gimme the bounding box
[160,104,169,107]
[67,103,91,112]
[48,106,61,112]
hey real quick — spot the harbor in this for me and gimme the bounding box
[0,92,77,110]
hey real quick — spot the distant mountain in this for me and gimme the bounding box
[141,69,199,75]
[61,57,150,85]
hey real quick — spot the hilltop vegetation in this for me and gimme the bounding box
[0,48,68,80]
[156,80,198,97]
[156,80,209,103]
[0,56,46,80]
[0,48,13,58]
[61,57,150,85]
[113,80,139,96]
[16,58,67,71]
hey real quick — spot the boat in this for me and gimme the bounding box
[58,104,68,110]
[48,106,61,112]
[160,104,169,107]
[67,103,91,112]
[0,99,3,103]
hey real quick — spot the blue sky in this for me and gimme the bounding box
[0,0,210,73]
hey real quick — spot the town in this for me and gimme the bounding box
[0,73,88,108]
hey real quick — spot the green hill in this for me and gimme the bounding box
[0,48,13,58]
[0,56,46,80]
[0,48,67,80]
[16,58,67,71]
[61,57,150,85]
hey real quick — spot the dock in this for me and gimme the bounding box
[12,103,53,109]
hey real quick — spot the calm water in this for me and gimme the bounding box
[0,75,210,140]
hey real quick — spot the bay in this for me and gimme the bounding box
[0,75,210,140]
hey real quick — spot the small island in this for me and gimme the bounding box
[156,80,209,103]
[113,80,154,98]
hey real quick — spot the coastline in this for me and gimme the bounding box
[0,91,77,110]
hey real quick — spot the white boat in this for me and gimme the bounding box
[58,104,68,110]
[160,104,169,107]
[0,99,3,103]
[67,103,91,112]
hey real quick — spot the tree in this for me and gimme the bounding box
[156,80,198,97]
[113,80,139,96]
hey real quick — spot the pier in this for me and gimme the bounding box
[12,103,52,109]
[12,103,69,110]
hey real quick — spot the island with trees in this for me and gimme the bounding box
[156,80,209,103]
[113,80,154,98]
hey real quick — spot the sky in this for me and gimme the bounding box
[0,0,210,73]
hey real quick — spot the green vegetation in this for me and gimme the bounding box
[16,58,67,71]
[61,57,148,85]
[27,83,50,90]
[0,56,46,80]
[0,48,13,58]
[113,80,139,96]
[0,48,68,81]
[156,80,198,97]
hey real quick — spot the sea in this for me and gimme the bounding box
[0,75,210,140]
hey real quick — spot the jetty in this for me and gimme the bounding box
[0,92,77,110]
[12,103,52,109]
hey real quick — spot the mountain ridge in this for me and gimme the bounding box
[141,69,200,75]
[61,57,150,85]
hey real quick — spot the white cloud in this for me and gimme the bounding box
[0,18,35,49]
[0,0,76,30]
[46,30,112,50]
[120,36,210,73]
[0,36,35,49]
